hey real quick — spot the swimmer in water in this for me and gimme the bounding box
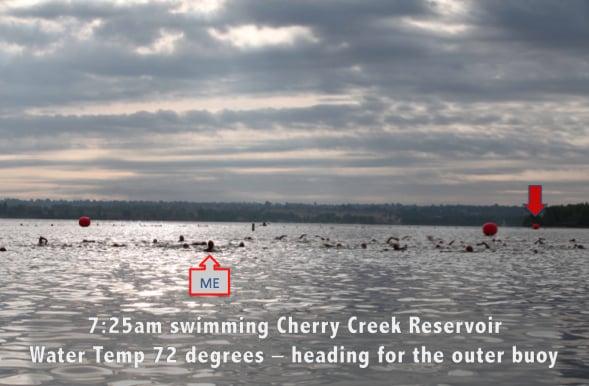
[38,236,48,246]
[205,240,215,252]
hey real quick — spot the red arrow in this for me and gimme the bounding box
[526,185,545,216]
[198,255,221,269]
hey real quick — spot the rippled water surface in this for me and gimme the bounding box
[1,219,588,385]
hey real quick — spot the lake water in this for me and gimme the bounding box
[0,219,588,385]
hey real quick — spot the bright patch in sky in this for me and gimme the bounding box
[136,30,184,55]
[208,24,318,48]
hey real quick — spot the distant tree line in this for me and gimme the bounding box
[524,203,589,228]
[0,198,587,227]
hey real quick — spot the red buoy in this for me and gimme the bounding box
[482,222,498,236]
[79,216,91,227]
[532,223,540,230]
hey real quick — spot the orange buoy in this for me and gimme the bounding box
[482,222,498,236]
[79,216,91,227]
[532,223,540,230]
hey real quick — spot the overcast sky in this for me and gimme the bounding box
[0,0,588,204]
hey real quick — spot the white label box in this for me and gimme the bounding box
[189,255,231,297]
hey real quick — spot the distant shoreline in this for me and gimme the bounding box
[1,199,587,227]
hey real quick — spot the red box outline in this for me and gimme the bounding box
[188,255,231,297]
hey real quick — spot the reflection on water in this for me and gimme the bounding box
[0,220,588,385]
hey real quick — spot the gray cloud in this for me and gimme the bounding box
[475,0,589,49]
[0,0,588,203]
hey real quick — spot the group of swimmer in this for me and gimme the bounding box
[5,235,222,252]
[279,233,410,251]
[430,236,584,253]
[0,222,585,253]
[172,237,219,252]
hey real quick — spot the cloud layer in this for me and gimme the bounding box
[1,0,588,203]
